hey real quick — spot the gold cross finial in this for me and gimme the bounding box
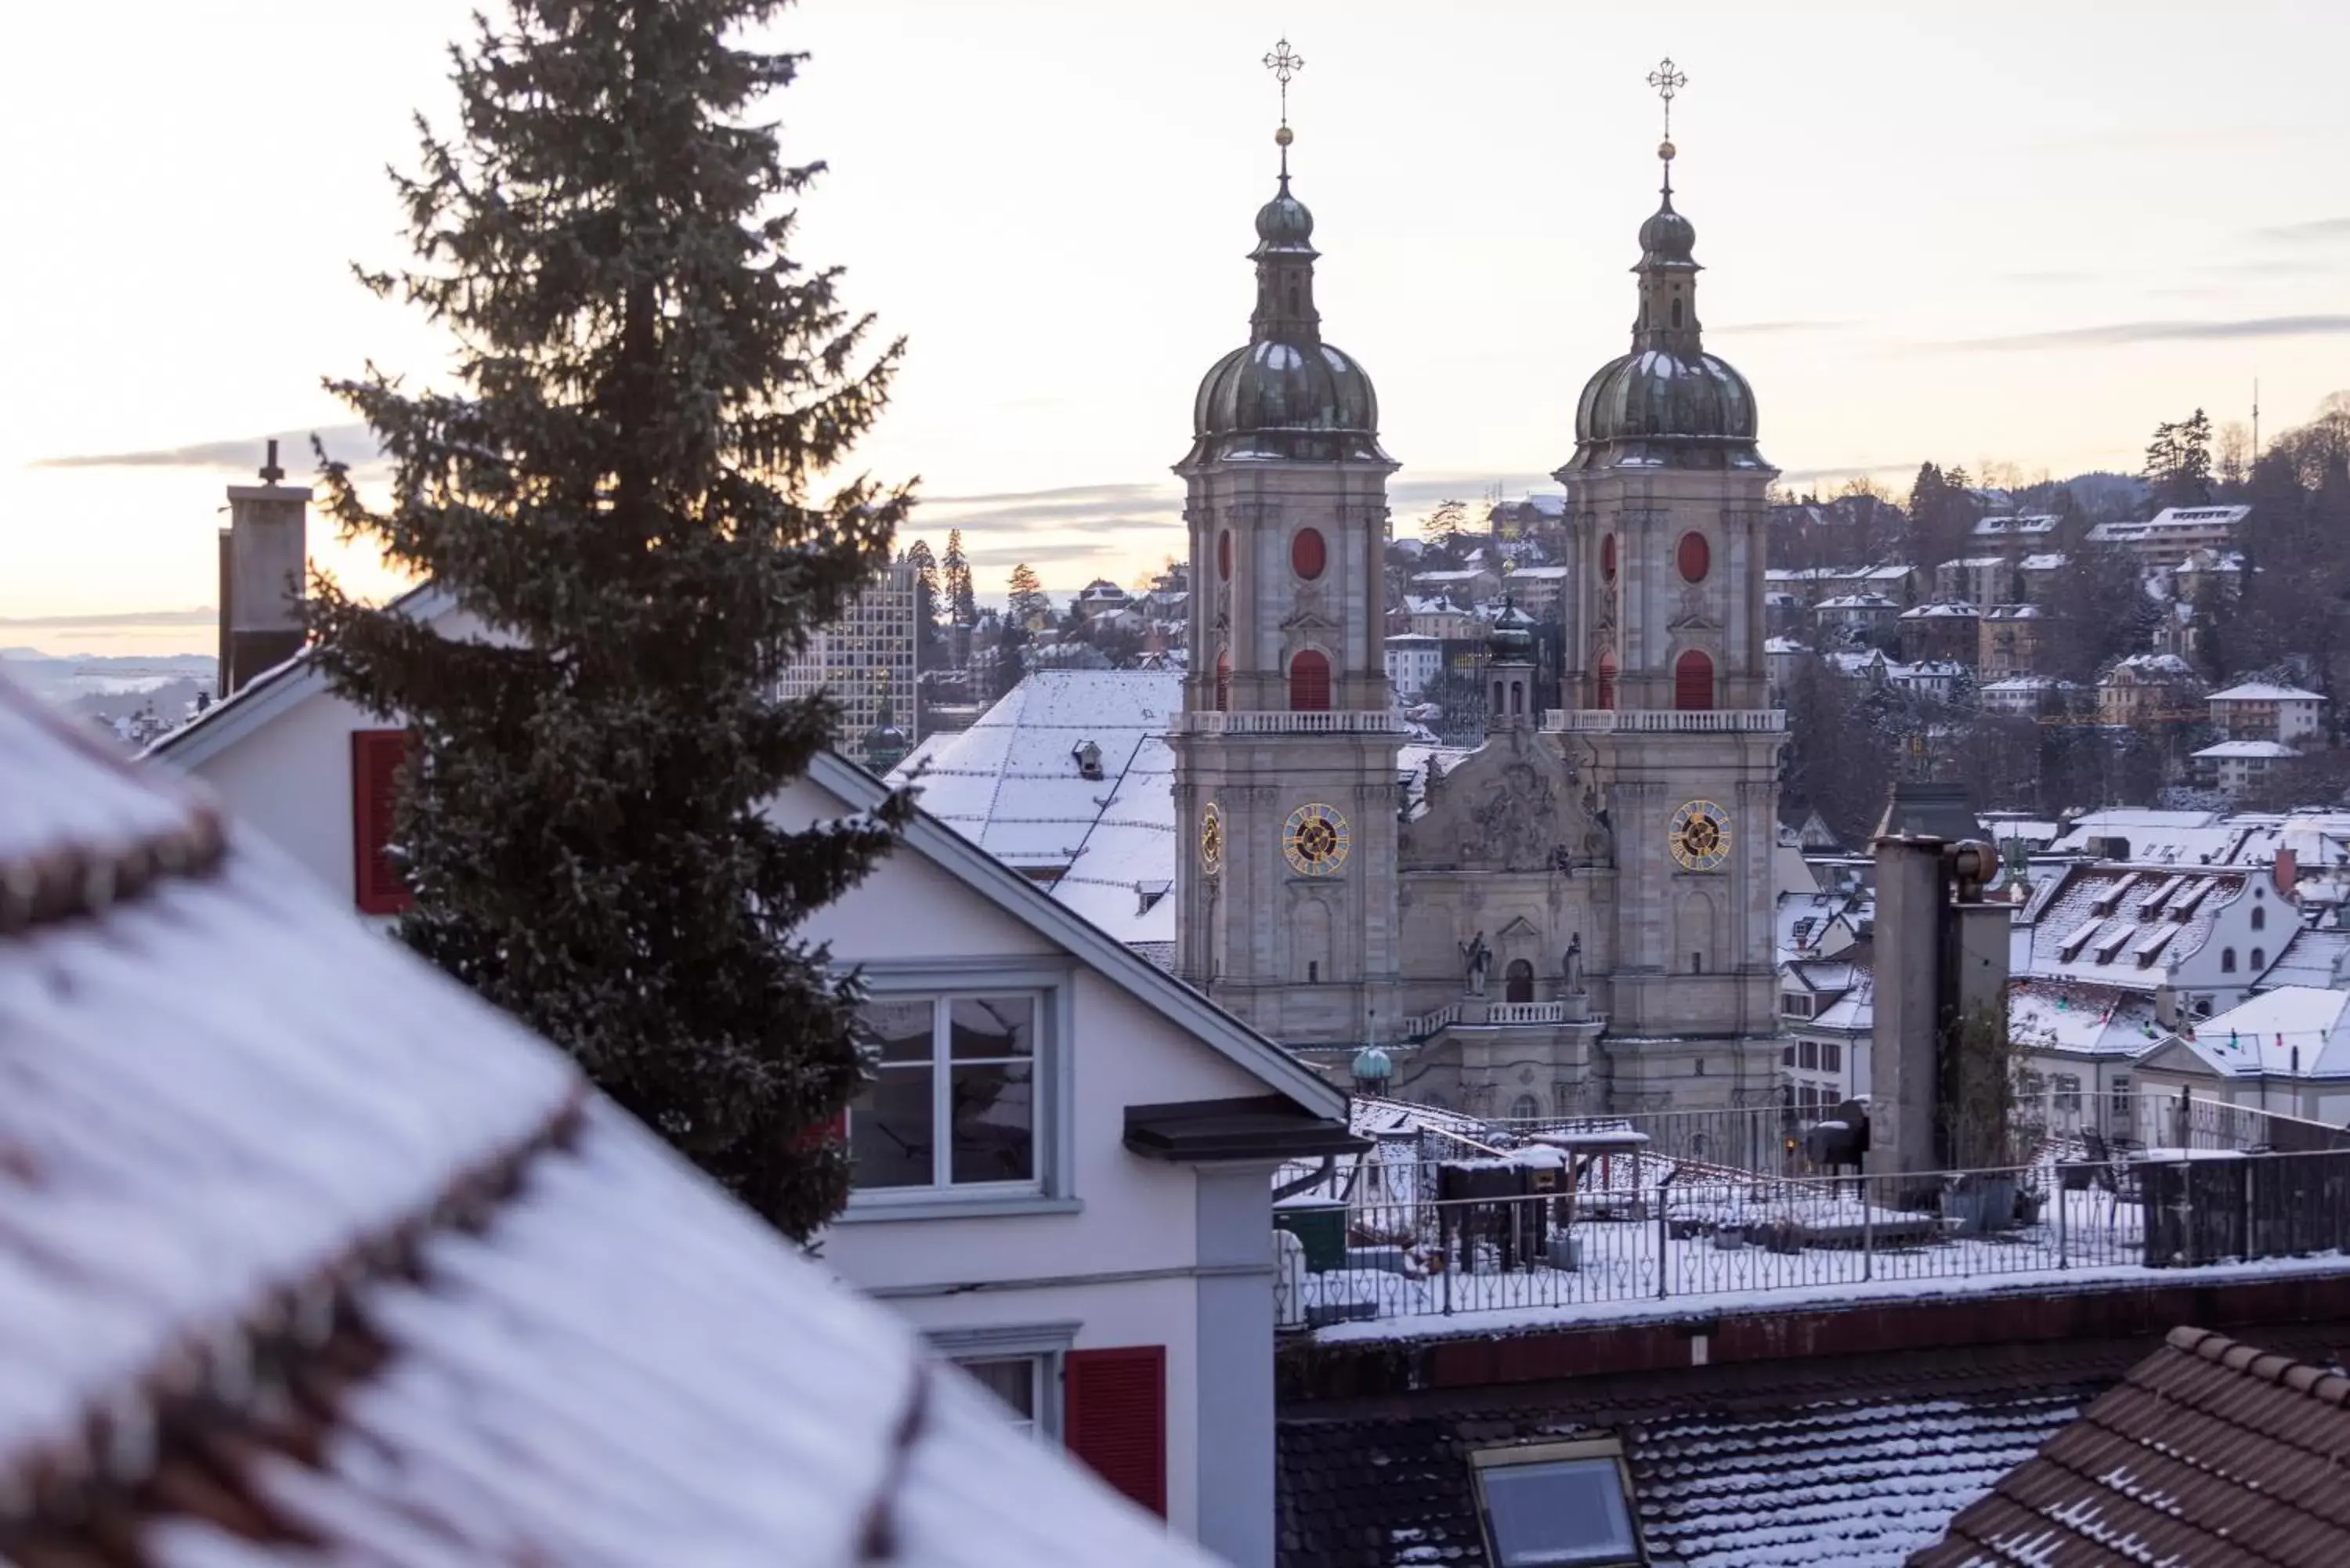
[1264,38,1304,176]
[1647,56,1687,144]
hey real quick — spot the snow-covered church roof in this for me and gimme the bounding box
[0,674,1206,1567]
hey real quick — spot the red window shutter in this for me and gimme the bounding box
[1065,1346,1166,1516]
[351,729,415,916]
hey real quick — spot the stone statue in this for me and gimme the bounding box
[1564,932,1585,994]
[1459,930,1492,996]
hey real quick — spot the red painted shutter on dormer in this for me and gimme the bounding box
[352,729,415,916]
[1064,1345,1166,1516]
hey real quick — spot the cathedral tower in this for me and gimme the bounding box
[1549,62,1782,1108]
[1171,50,1401,1047]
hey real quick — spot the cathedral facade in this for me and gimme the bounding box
[1171,113,1783,1118]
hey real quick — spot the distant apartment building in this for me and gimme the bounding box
[1978,604,2048,680]
[2208,682,2326,745]
[1978,675,2062,719]
[1898,601,1979,666]
[2097,652,2203,727]
[1383,633,1444,701]
[2087,505,2249,569]
[1933,556,2013,609]
[775,558,920,768]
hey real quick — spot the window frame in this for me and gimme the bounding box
[1471,1436,1648,1568]
[928,1321,1082,1446]
[838,959,1079,1223]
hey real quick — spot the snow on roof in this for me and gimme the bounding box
[893,670,1180,944]
[1980,676,2057,692]
[1809,972,1874,1033]
[2020,552,2068,570]
[2008,981,2167,1057]
[2105,652,2199,681]
[2180,986,2350,1077]
[2018,862,2247,988]
[1900,601,1979,619]
[1765,636,1810,653]
[2258,927,2350,991]
[2193,740,2304,760]
[1815,593,1899,609]
[1972,514,2061,536]
[0,674,1205,1566]
[2210,682,2326,703]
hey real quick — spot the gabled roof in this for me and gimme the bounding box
[2211,681,2325,703]
[2195,739,2302,760]
[812,746,1346,1118]
[0,673,1205,1566]
[144,580,457,768]
[1913,1328,2350,1568]
[2175,985,2350,1078]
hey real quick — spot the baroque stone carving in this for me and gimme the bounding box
[1460,761,1560,872]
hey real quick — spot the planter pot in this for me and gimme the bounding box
[1711,1227,1747,1252]
[1546,1236,1583,1271]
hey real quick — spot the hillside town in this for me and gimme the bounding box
[11,8,2350,1568]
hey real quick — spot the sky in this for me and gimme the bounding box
[5,0,2348,656]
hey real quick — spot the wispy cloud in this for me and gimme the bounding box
[0,607,218,629]
[34,424,380,473]
[964,541,1125,569]
[2254,216,2350,244]
[1712,320,1855,336]
[1945,315,2350,351]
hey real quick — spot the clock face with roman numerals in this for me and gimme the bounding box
[1668,799,1731,873]
[1282,802,1349,876]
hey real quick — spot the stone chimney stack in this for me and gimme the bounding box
[218,440,310,698]
[1866,782,2012,1180]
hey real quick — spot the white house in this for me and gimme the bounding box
[2208,681,2326,745]
[1777,955,1871,1118]
[1384,632,1445,701]
[2131,986,2350,1124]
[2,672,1218,1568]
[146,594,1356,1567]
[1979,674,2059,718]
[2088,505,2250,569]
[2012,861,2288,1027]
[2193,739,2301,799]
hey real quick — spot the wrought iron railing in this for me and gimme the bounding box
[1275,1145,2350,1329]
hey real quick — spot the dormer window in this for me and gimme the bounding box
[1472,1438,1647,1567]
[1073,739,1104,781]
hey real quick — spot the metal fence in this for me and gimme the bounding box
[1277,1143,2350,1329]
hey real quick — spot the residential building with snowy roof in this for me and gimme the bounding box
[2193,737,2303,798]
[1977,604,2047,679]
[1896,599,1979,665]
[1977,674,2062,718]
[2086,504,2250,569]
[1383,632,1444,701]
[1934,555,2014,609]
[2131,985,2350,1122]
[0,670,1227,1568]
[2096,651,2203,726]
[2208,681,2326,744]
[143,634,1360,1565]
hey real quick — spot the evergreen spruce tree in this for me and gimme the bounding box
[942,529,977,625]
[302,0,911,1240]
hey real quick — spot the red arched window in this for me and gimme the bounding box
[1595,651,1617,711]
[1291,527,1327,580]
[1675,649,1715,711]
[1217,529,1232,581]
[1214,649,1232,712]
[1600,533,1617,581]
[1677,531,1711,583]
[1289,649,1331,712]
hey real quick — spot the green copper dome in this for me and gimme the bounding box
[1557,172,1770,475]
[1181,175,1392,468]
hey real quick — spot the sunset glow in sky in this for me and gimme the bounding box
[5,0,2347,654]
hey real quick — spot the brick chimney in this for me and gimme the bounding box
[218,440,310,697]
[2276,847,2299,898]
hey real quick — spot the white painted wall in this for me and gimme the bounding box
[161,675,1301,1555]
